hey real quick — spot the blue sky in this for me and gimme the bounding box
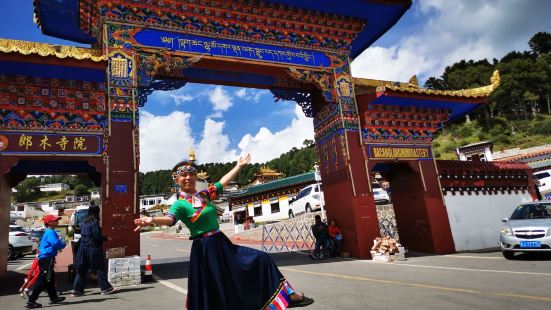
[2,1,550,171]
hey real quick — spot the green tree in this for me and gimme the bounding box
[74,184,89,197]
[13,177,41,203]
[528,32,551,56]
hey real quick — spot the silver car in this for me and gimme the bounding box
[500,202,551,259]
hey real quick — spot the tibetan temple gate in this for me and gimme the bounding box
[0,0,507,276]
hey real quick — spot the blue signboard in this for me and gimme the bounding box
[114,185,128,193]
[132,29,332,68]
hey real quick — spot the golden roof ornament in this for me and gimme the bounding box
[0,39,106,62]
[408,75,419,87]
[189,147,196,162]
[352,70,500,98]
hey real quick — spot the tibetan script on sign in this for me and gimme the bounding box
[0,132,102,155]
[131,28,332,68]
[367,145,432,160]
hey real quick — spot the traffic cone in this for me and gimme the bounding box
[142,254,154,283]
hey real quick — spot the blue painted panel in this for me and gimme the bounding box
[181,67,276,87]
[114,185,128,193]
[0,61,105,82]
[10,160,99,174]
[133,29,332,68]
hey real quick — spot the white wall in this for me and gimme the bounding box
[445,192,533,251]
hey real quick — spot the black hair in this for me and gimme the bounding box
[171,160,197,174]
[315,215,321,220]
[86,205,100,223]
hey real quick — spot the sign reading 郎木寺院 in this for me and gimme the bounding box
[367,145,432,160]
[0,132,102,155]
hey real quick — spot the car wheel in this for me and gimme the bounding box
[8,245,15,261]
[305,204,312,213]
[289,210,294,219]
[502,250,515,260]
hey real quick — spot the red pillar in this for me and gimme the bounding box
[102,121,140,257]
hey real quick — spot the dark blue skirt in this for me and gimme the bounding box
[187,232,295,310]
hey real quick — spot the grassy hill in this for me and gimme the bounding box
[433,114,551,160]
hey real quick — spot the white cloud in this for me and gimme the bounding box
[234,88,269,103]
[208,86,233,111]
[139,104,315,170]
[352,0,551,82]
[139,111,195,172]
[237,105,314,163]
[196,118,238,163]
[169,93,193,105]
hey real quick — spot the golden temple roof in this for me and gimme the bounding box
[353,70,500,98]
[0,39,106,62]
[255,166,283,177]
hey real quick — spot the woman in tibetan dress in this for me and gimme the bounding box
[134,154,314,310]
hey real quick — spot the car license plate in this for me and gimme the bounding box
[520,241,541,248]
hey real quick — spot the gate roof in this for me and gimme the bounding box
[33,0,411,58]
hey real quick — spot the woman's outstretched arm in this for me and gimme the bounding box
[134,216,174,232]
[219,153,251,188]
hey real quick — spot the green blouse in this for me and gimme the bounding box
[168,182,223,238]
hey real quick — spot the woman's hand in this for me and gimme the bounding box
[237,153,251,167]
[134,217,154,232]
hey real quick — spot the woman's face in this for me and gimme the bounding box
[177,172,197,192]
[330,220,336,226]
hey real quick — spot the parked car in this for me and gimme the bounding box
[372,182,391,205]
[8,225,37,260]
[29,229,46,243]
[534,169,551,196]
[500,202,551,259]
[288,184,324,218]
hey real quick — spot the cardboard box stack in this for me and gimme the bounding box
[108,256,141,287]
[370,236,406,262]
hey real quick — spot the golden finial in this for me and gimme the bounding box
[408,75,419,87]
[189,147,196,162]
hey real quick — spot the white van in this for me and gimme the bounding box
[534,169,551,196]
[288,184,324,218]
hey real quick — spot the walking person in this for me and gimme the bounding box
[25,215,66,309]
[134,153,314,309]
[71,204,115,296]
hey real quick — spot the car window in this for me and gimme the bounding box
[9,226,26,232]
[534,172,550,179]
[510,204,551,219]
[302,187,312,197]
[314,186,319,192]
[372,183,381,189]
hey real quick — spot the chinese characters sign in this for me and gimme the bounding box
[131,28,332,68]
[0,132,102,155]
[367,145,432,160]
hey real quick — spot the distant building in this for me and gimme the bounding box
[249,167,283,185]
[227,172,317,225]
[38,183,70,192]
[493,144,551,172]
[456,141,493,162]
[13,203,45,219]
[90,190,100,200]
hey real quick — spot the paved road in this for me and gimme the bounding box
[1,233,551,309]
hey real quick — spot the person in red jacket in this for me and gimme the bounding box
[328,219,343,257]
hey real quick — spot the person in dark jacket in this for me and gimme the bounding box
[26,215,66,309]
[311,215,330,259]
[71,205,115,296]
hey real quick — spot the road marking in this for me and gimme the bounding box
[15,261,34,271]
[175,249,190,253]
[442,254,501,260]
[373,261,551,277]
[280,267,551,303]
[153,274,187,294]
